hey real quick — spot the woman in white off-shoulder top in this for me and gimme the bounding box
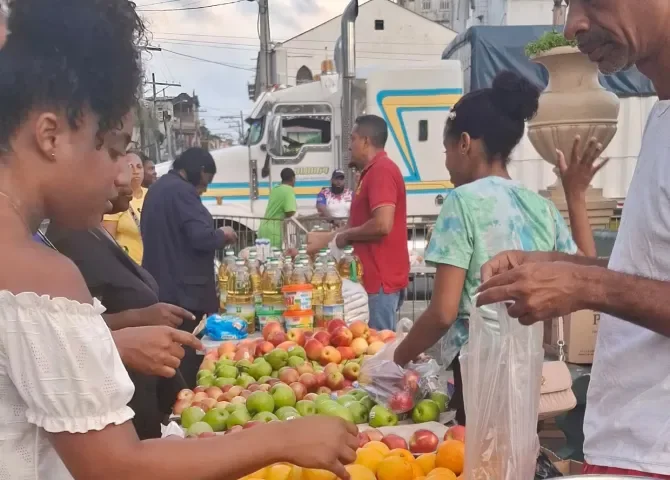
[0,1,358,480]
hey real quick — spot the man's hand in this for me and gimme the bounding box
[113,326,204,378]
[477,261,585,325]
[219,226,238,245]
[141,303,195,328]
[480,250,556,283]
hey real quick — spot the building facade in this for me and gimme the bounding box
[450,0,556,33]
[397,0,452,28]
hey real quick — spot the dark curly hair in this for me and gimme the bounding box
[0,0,147,152]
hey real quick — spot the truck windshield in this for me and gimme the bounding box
[246,118,264,146]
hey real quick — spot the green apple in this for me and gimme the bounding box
[347,401,369,424]
[215,358,235,368]
[287,356,305,368]
[316,400,341,415]
[246,391,275,416]
[337,395,357,406]
[265,349,289,370]
[430,391,450,413]
[214,377,236,388]
[295,400,316,416]
[287,346,306,360]
[215,365,239,379]
[368,405,398,428]
[186,421,214,437]
[272,385,297,409]
[180,406,206,429]
[359,395,375,412]
[248,360,273,380]
[275,406,301,421]
[271,370,280,378]
[257,375,273,384]
[197,376,214,387]
[226,408,251,429]
[253,411,279,423]
[411,399,440,423]
[202,407,229,432]
[323,404,354,423]
[349,389,368,401]
[314,394,333,406]
[225,403,246,414]
[235,359,253,373]
[253,357,266,364]
[235,373,255,388]
[197,369,215,381]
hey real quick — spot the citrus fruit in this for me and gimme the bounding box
[436,440,465,475]
[387,448,415,463]
[355,447,385,473]
[377,456,414,480]
[365,440,390,455]
[427,467,457,480]
[412,462,425,478]
[416,453,437,475]
[302,469,337,480]
[345,464,376,480]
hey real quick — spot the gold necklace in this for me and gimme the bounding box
[0,190,31,234]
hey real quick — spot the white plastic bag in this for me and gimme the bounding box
[343,279,369,324]
[461,300,544,480]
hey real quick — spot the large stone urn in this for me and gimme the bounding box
[527,46,619,230]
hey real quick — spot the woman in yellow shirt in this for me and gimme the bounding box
[103,151,147,264]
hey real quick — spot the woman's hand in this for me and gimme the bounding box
[278,417,358,479]
[557,135,609,197]
[141,303,195,328]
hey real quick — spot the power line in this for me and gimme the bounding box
[160,48,255,71]
[137,0,244,12]
[135,0,182,7]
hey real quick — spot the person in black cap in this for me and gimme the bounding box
[316,169,353,219]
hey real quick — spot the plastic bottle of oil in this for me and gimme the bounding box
[247,253,262,305]
[338,246,363,283]
[299,259,313,283]
[217,249,237,310]
[282,258,294,285]
[225,260,255,333]
[322,260,345,328]
[295,247,311,268]
[290,261,309,285]
[259,259,284,331]
[311,260,326,328]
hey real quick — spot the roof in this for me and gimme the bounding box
[276,0,456,46]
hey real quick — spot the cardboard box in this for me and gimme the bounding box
[552,459,584,475]
[543,310,600,364]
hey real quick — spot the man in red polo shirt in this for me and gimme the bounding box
[335,115,409,331]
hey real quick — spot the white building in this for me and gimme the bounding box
[269,0,457,87]
[450,0,556,33]
[397,0,452,28]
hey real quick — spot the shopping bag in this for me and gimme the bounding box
[461,299,544,480]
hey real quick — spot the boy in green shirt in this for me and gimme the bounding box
[258,168,297,248]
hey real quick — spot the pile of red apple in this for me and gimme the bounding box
[358,424,466,454]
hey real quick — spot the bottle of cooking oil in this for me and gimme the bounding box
[295,247,311,268]
[290,261,309,285]
[217,249,237,310]
[282,257,294,285]
[225,260,256,333]
[247,253,262,331]
[311,260,326,328]
[299,259,313,282]
[258,259,284,331]
[322,260,345,329]
[338,246,363,283]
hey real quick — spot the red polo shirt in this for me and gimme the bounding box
[349,151,409,295]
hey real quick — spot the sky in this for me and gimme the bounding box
[139,0,355,141]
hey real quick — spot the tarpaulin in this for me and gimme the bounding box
[442,25,655,97]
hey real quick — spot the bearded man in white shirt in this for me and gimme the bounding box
[477,0,670,477]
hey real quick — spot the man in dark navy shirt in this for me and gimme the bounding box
[141,148,236,385]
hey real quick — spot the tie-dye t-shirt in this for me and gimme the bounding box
[425,176,577,364]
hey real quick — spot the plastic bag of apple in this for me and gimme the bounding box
[358,336,442,416]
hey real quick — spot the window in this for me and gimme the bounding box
[418,120,428,142]
[422,0,431,10]
[273,104,333,158]
[296,65,313,85]
[246,118,264,146]
[375,19,384,30]
[439,0,449,9]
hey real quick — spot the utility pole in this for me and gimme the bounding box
[148,73,181,162]
[552,0,566,26]
[256,0,273,93]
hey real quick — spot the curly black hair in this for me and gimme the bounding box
[0,0,147,151]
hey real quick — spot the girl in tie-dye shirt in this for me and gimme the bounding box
[394,71,602,424]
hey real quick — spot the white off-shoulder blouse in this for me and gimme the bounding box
[0,292,135,479]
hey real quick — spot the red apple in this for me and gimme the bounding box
[445,425,465,442]
[205,387,224,400]
[240,390,253,399]
[382,434,408,450]
[314,371,327,388]
[342,362,360,381]
[327,319,347,334]
[177,389,194,401]
[279,368,300,385]
[337,346,355,361]
[193,386,206,394]
[304,393,319,402]
[403,370,421,394]
[193,392,209,403]
[350,337,369,356]
[358,432,371,447]
[287,328,306,346]
[217,341,237,356]
[255,341,275,357]
[248,384,261,392]
[234,348,252,362]
[324,362,340,376]
[289,382,307,401]
[326,371,345,391]
[313,331,331,346]
[204,350,219,361]
[200,359,216,371]
[331,327,353,347]
[220,351,235,361]
[277,341,298,351]
[380,330,396,342]
[365,428,384,442]
[367,334,382,345]
[389,391,414,413]
[200,397,217,411]
[305,339,325,361]
[304,330,315,339]
[220,384,234,394]
[349,320,370,339]
[198,431,217,438]
[268,330,288,347]
[296,362,314,375]
[299,372,318,392]
[409,429,440,454]
[172,398,191,415]
[258,384,271,392]
[316,386,332,395]
[367,341,385,355]
[342,379,353,389]
[243,421,262,429]
[262,321,283,340]
[216,400,230,409]
[225,425,244,435]
[320,346,342,366]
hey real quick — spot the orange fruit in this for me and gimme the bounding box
[416,453,437,475]
[427,467,457,480]
[345,464,376,480]
[387,448,415,463]
[377,456,414,480]
[435,440,465,475]
[412,462,424,478]
[355,447,385,473]
[302,469,337,480]
[365,441,390,456]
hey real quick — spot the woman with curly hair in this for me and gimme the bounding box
[0,1,357,479]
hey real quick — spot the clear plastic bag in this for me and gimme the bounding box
[461,300,544,480]
[359,336,441,414]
